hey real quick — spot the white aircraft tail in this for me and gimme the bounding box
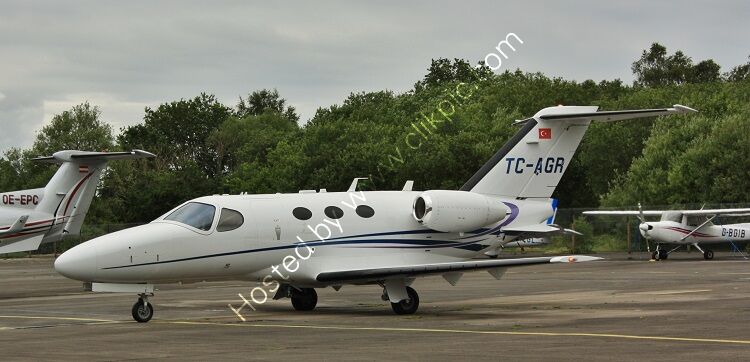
[460,105,697,198]
[31,150,155,241]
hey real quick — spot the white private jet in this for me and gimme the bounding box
[54,104,696,322]
[584,204,750,260]
[0,150,155,254]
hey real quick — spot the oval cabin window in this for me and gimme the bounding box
[293,207,313,220]
[355,205,375,218]
[324,206,344,219]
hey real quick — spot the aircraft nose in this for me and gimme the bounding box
[55,243,97,282]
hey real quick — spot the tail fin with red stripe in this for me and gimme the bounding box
[32,150,155,242]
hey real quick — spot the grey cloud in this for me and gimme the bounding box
[0,0,747,153]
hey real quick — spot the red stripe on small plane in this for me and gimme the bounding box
[0,229,47,240]
[0,218,54,231]
[665,227,716,238]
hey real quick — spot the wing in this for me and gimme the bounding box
[582,210,664,216]
[502,223,581,238]
[315,255,601,284]
[682,208,750,216]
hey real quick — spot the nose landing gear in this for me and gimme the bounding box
[132,294,154,323]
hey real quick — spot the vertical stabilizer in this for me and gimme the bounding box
[460,105,697,199]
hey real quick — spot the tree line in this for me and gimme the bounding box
[1,42,748,229]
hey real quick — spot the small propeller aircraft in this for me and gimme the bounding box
[55,104,696,322]
[583,204,750,260]
[0,150,155,254]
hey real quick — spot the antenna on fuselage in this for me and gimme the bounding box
[348,178,368,192]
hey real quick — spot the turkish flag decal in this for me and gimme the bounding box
[538,128,552,139]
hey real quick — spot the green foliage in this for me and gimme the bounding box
[603,81,750,206]
[725,56,750,82]
[118,93,231,177]
[236,88,300,123]
[632,43,722,87]
[2,46,750,236]
[571,217,594,254]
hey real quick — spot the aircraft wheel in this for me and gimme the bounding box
[391,286,419,315]
[291,288,318,311]
[651,251,659,260]
[658,250,668,260]
[704,249,714,260]
[132,298,153,323]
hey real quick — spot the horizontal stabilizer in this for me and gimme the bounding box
[0,234,43,254]
[33,149,155,164]
[0,215,29,236]
[502,223,582,237]
[538,104,697,123]
[316,255,602,284]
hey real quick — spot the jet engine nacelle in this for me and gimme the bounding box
[412,190,508,233]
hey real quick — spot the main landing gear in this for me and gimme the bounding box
[651,244,714,261]
[390,286,420,315]
[131,293,154,323]
[381,286,420,315]
[286,284,420,314]
[691,243,714,260]
[290,288,318,311]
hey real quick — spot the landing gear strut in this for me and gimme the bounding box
[692,243,714,260]
[652,247,669,261]
[131,294,153,323]
[390,286,420,315]
[291,288,318,311]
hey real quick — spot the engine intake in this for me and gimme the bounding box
[412,190,508,233]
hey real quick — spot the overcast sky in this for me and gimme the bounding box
[0,0,747,152]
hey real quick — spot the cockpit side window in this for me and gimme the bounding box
[165,202,216,231]
[217,208,244,232]
[661,211,682,223]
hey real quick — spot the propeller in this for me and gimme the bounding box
[637,202,652,253]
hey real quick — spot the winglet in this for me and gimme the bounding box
[673,104,698,113]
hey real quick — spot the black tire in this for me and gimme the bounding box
[132,298,153,323]
[391,286,419,315]
[704,249,714,260]
[659,250,668,260]
[651,251,659,260]
[291,288,318,311]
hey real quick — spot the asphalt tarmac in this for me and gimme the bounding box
[1,252,749,361]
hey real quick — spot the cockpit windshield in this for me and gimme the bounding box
[164,202,216,231]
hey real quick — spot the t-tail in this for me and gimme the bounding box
[31,150,155,243]
[460,104,697,199]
